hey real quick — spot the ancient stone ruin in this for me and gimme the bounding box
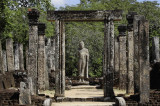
[0,8,160,106]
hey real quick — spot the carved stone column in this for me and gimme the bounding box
[38,23,46,90]
[139,20,150,104]
[0,40,4,74]
[133,15,145,93]
[51,37,56,72]
[45,38,51,90]
[25,47,29,71]
[126,12,137,94]
[54,20,65,97]
[152,36,159,63]
[103,18,114,98]
[118,25,127,91]
[45,38,51,73]
[14,43,20,70]
[114,37,119,73]
[19,44,24,70]
[6,38,15,72]
[27,9,40,95]
[114,37,119,86]
[2,50,7,72]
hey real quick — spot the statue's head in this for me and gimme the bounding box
[79,41,84,49]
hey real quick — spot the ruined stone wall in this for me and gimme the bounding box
[0,89,19,106]
[0,72,15,90]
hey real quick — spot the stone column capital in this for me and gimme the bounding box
[118,25,127,36]
[127,12,137,31]
[38,23,46,35]
[27,9,40,25]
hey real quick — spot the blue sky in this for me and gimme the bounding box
[51,0,159,9]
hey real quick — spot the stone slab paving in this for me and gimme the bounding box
[66,88,103,98]
[40,86,126,98]
[40,86,127,106]
[52,102,115,106]
[71,85,98,89]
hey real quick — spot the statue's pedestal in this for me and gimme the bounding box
[72,81,89,86]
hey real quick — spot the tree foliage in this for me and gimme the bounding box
[0,0,55,45]
[0,0,160,77]
[63,0,160,77]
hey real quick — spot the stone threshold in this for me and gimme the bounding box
[53,97,115,102]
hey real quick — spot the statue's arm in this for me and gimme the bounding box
[78,51,82,72]
[87,50,89,62]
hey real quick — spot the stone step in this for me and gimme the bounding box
[71,85,100,89]
[55,97,115,102]
[52,102,115,106]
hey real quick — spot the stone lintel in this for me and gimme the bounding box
[47,10,123,21]
[38,23,46,35]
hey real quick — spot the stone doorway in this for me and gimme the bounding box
[47,10,123,98]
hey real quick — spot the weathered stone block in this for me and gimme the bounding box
[6,38,15,72]
[152,36,159,63]
[38,23,46,90]
[118,25,127,91]
[14,43,20,70]
[19,82,31,105]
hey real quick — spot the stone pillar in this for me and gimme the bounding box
[103,18,114,98]
[51,37,56,71]
[45,38,51,73]
[6,38,15,72]
[55,20,60,97]
[25,47,29,71]
[54,20,65,97]
[19,82,31,105]
[2,50,7,72]
[0,40,4,74]
[133,15,145,93]
[114,37,119,86]
[45,38,51,90]
[38,23,46,90]
[114,37,119,73]
[110,20,115,76]
[139,20,150,103]
[61,20,65,96]
[27,9,40,95]
[14,43,20,70]
[118,25,127,90]
[126,12,137,94]
[28,77,34,95]
[152,36,159,63]
[19,44,24,70]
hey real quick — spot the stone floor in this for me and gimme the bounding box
[41,85,126,106]
[41,85,126,98]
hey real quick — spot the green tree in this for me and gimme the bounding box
[63,0,160,77]
[0,0,55,45]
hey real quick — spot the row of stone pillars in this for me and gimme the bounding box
[19,9,56,105]
[0,38,24,74]
[46,10,151,103]
[0,9,152,104]
[27,9,54,94]
[114,12,150,103]
[20,9,154,104]
[0,9,56,95]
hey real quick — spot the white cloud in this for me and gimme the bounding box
[51,0,80,9]
[51,0,66,8]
